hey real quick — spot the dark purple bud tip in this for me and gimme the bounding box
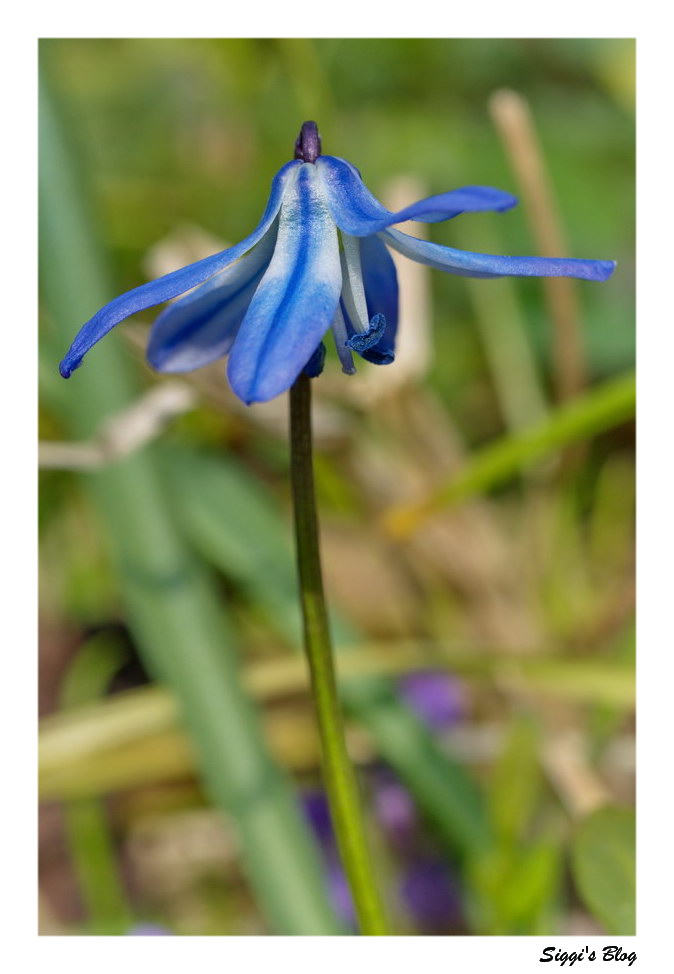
[294,121,321,163]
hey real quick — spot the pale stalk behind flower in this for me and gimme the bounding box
[42,213,215,474]
[541,730,610,818]
[38,382,196,470]
[345,175,432,407]
[489,89,587,403]
[143,225,230,289]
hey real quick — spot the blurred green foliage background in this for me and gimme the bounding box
[39,38,635,937]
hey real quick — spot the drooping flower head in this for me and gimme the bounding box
[59,121,615,404]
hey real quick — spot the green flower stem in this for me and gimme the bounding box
[289,373,389,936]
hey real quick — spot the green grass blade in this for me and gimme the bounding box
[385,370,635,535]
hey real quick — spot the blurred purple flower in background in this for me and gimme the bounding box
[326,857,356,927]
[398,669,465,730]
[301,787,335,848]
[301,789,356,927]
[400,857,463,934]
[371,768,418,850]
[302,752,465,934]
[127,923,171,935]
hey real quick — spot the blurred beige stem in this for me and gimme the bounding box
[344,175,432,406]
[489,89,586,403]
[40,644,634,799]
[381,177,433,383]
[39,381,196,470]
[542,730,610,818]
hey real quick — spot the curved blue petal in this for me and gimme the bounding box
[227,163,342,404]
[381,228,617,281]
[316,156,517,237]
[359,234,399,364]
[59,160,301,378]
[146,226,276,372]
[392,185,517,223]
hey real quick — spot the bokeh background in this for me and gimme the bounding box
[39,38,635,936]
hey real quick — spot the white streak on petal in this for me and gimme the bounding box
[339,234,370,334]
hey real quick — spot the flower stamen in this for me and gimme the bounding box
[339,234,371,333]
[346,314,387,353]
[331,305,357,374]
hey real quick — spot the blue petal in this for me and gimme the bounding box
[382,228,617,281]
[359,234,398,365]
[391,185,517,223]
[59,160,301,377]
[227,164,342,404]
[316,156,517,237]
[146,226,276,372]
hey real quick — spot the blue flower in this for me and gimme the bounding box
[59,121,616,405]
